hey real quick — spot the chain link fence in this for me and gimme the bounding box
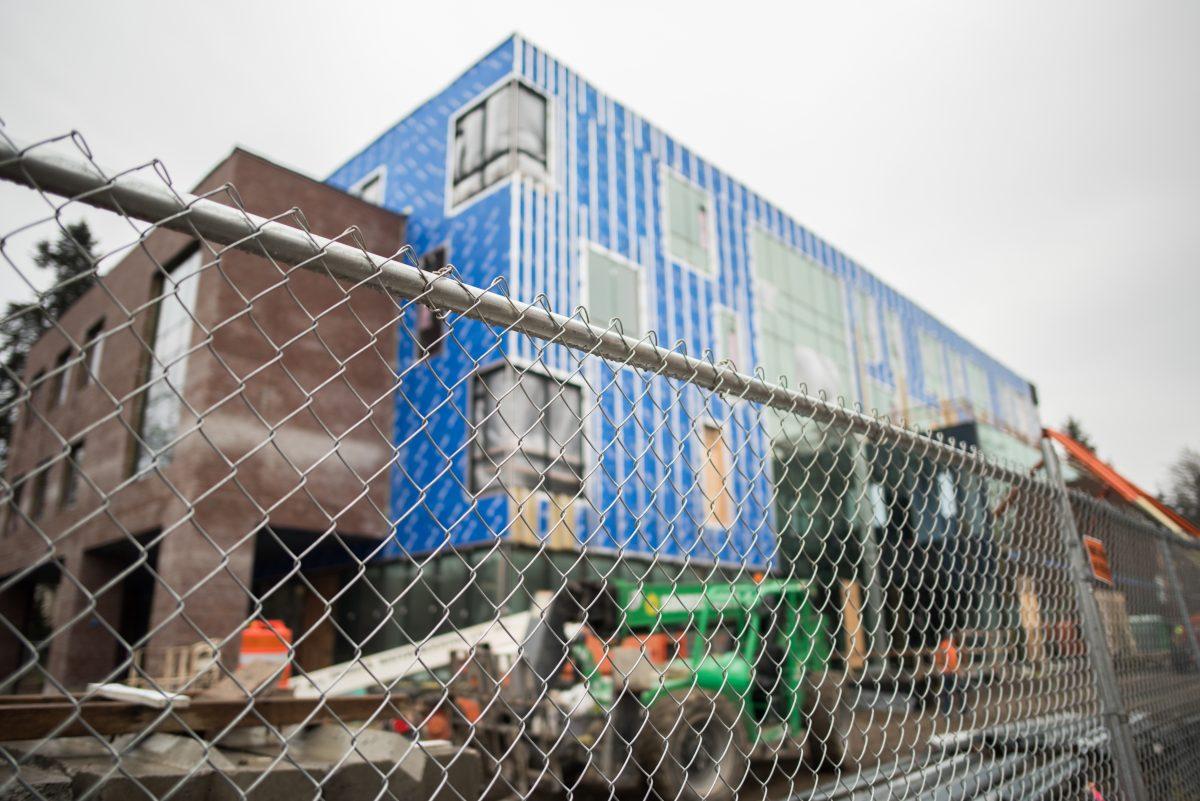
[1066,491,1200,799]
[0,127,1196,801]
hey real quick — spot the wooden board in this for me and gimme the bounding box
[0,694,404,741]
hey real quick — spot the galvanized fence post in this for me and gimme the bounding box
[1040,437,1149,801]
[1158,537,1200,672]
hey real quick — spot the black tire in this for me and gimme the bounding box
[803,675,854,772]
[637,690,749,801]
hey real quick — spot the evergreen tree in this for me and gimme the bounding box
[1166,448,1200,526]
[0,222,99,467]
[1062,416,1096,452]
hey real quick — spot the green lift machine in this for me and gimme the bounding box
[453,577,853,801]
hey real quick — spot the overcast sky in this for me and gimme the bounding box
[2,1,1196,492]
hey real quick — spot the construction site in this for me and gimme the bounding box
[1,20,1199,801]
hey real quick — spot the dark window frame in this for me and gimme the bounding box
[78,319,105,389]
[451,80,549,204]
[25,369,46,428]
[28,459,50,520]
[469,363,584,497]
[349,167,386,205]
[415,247,449,359]
[50,348,71,407]
[128,243,201,478]
[59,440,85,509]
[6,476,26,535]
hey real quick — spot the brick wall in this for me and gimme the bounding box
[1,148,406,687]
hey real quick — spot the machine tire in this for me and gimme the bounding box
[803,675,854,771]
[638,690,749,801]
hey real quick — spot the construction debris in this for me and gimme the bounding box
[0,726,480,800]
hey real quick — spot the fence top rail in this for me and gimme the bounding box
[0,130,1050,492]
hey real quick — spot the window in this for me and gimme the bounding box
[349,167,386,205]
[1003,385,1037,439]
[470,365,583,496]
[884,307,906,384]
[59,440,84,509]
[78,319,104,388]
[25,369,45,427]
[867,483,888,528]
[415,248,447,358]
[752,229,849,398]
[699,423,735,529]
[6,477,25,534]
[665,172,712,273]
[51,349,70,407]
[28,460,49,520]
[965,361,991,418]
[134,248,203,474]
[937,471,958,520]
[853,290,884,366]
[865,381,894,418]
[585,247,641,332]
[451,81,548,205]
[917,332,947,401]
[712,306,745,368]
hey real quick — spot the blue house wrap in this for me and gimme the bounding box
[327,34,1041,569]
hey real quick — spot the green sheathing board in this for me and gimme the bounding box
[751,228,850,399]
[666,173,712,273]
[586,247,642,332]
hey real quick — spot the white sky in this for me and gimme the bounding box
[2,0,1197,492]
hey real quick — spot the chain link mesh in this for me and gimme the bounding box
[0,128,1195,800]
[1067,492,1200,799]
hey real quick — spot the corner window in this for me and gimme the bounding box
[665,172,713,273]
[134,248,203,475]
[585,247,641,333]
[1004,386,1036,438]
[78,319,104,388]
[59,440,84,509]
[470,365,583,496]
[699,423,735,529]
[349,167,386,206]
[451,81,548,206]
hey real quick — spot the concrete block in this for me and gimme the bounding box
[1,738,110,761]
[61,753,215,800]
[116,732,237,772]
[209,753,328,801]
[419,740,483,801]
[0,762,72,800]
[287,724,409,764]
[280,725,482,800]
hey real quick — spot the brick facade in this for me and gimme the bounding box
[1,149,405,689]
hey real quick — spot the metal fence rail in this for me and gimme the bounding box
[0,127,1194,801]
